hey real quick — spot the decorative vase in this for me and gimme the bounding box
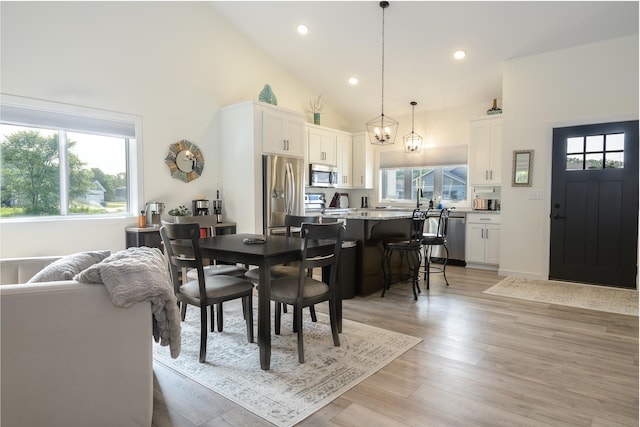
[313,112,321,125]
[258,84,278,105]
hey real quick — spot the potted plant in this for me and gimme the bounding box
[306,95,327,125]
[168,205,191,222]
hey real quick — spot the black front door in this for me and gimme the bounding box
[550,120,638,288]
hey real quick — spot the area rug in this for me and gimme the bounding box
[152,300,421,427]
[484,276,638,316]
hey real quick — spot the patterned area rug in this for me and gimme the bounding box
[153,300,421,427]
[484,276,638,316]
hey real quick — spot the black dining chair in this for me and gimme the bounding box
[183,224,248,331]
[269,221,345,363]
[160,223,254,363]
[245,214,320,323]
[422,208,451,289]
[381,209,427,300]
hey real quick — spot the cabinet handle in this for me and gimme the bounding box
[486,229,489,239]
[485,170,488,180]
[490,170,493,180]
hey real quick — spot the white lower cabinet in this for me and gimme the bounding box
[465,213,501,269]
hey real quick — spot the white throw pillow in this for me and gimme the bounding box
[27,251,111,283]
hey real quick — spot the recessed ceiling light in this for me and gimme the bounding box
[348,77,359,85]
[453,50,466,60]
[297,24,308,35]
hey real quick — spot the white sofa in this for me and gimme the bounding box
[0,256,153,427]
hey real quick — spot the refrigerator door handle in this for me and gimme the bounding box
[285,162,294,214]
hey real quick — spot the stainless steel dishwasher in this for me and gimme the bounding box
[425,211,466,266]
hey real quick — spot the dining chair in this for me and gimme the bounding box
[162,219,248,330]
[421,208,451,289]
[184,224,248,330]
[269,221,345,363]
[381,209,426,300]
[160,223,254,363]
[245,214,320,323]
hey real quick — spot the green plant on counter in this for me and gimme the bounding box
[168,205,191,216]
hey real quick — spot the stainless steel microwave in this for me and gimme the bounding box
[309,164,338,188]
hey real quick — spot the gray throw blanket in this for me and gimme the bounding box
[74,246,181,358]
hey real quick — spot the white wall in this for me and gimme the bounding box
[0,2,344,257]
[499,35,639,279]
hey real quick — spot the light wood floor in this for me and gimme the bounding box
[152,267,639,426]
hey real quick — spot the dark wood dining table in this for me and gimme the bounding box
[197,233,340,370]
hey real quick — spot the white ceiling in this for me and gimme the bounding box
[211,1,638,125]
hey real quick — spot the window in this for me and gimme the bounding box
[1,95,141,219]
[380,166,468,203]
[378,145,468,205]
[566,132,625,170]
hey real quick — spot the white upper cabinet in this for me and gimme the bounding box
[336,133,352,188]
[307,126,337,166]
[262,107,305,157]
[352,132,374,189]
[469,116,502,185]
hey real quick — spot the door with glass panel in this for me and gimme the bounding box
[550,120,638,288]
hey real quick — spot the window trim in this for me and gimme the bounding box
[0,94,144,222]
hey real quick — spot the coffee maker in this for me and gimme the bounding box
[212,199,223,223]
[192,199,210,216]
[145,201,165,227]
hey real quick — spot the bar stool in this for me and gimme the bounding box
[422,208,451,289]
[381,209,426,300]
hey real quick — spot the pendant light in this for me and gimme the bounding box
[403,101,423,153]
[366,1,398,145]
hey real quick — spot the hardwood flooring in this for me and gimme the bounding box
[152,267,639,426]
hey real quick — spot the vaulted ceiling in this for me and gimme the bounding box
[212,1,638,124]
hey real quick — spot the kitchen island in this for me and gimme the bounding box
[322,210,416,296]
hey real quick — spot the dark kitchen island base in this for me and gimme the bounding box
[341,215,414,296]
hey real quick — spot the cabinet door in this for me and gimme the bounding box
[469,117,502,185]
[469,122,492,184]
[484,224,501,265]
[283,117,304,157]
[307,128,337,165]
[336,134,352,187]
[263,109,304,157]
[352,133,373,188]
[465,223,487,264]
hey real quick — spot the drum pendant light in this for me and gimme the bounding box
[403,101,423,153]
[366,1,398,145]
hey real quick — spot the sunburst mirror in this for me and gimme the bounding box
[165,139,204,183]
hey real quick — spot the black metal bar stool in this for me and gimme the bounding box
[381,209,426,300]
[422,208,451,289]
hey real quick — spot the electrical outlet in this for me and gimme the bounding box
[529,190,543,200]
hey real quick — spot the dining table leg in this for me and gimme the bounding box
[258,263,272,370]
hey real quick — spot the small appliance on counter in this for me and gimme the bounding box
[192,199,210,216]
[212,199,223,223]
[145,201,165,227]
[304,193,326,214]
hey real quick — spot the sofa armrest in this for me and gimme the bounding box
[0,256,62,284]
[1,281,153,426]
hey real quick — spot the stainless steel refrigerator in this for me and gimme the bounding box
[262,154,305,234]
